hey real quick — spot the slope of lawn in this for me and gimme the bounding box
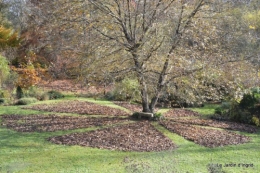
[0,97,259,173]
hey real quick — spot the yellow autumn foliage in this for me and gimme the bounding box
[0,26,20,49]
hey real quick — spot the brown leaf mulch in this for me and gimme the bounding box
[48,121,176,152]
[160,121,250,148]
[164,109,200,118]
[113,101,159,113]
[171,118,258,133]
[23,100,130,116]
[1,114,130,132]
[113,101,143,112]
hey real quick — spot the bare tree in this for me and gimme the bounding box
[86,0,223,113]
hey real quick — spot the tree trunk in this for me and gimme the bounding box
[140,78,151,113]
[149,96,159,113]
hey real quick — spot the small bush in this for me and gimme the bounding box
[154,112,165,121]
[239,93,257,109]
[104,91,115,100]
[16,86,24,99]
[213,95,259,125]
[40,93,50,101]
[0,89,11,98]
[131,112,139,119]
[47,90,64,100]
[252,116,260,127]
[0,98,5,104]
[221,102,231,109]
[16,97,38,105]
[104,78,140,102]
[212,102,232,120]
[214,107,225,115]
[23,86,45,100]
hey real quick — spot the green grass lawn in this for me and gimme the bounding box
[0,98,259,173]
[189,104,220,117]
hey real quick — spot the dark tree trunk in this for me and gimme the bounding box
[140,78,152,113]
[141,91,152,113]
[149,96,159,113]
[16,86,24,99]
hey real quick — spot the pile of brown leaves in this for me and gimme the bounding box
[113,101,143,112]
[160,121,250,148]
[164,109,200,118]
[171,118,258,133]
[1,114,130,132]
[113,101,159,113]
[24,100,130,116]
[48,121,176,152]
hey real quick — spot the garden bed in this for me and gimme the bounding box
[113,101,159,113]
[113,101,143,112]
[164,109,201,118]
[48,121,176,152]
[160,121,250,148]
[171,118,258,133]
[23,100,130,116]
[1,114,130,132]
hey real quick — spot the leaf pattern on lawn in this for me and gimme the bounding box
[113,101,160,113]
[171,118,258,133]
[164,109,200,118]
[48,121,176,152]
[160,121,250,148]
[23,100,130,116]
[1,114,130,132]
[113,101,143,112]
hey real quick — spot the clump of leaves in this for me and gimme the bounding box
[16,97,38,105]
[47,90,64,100]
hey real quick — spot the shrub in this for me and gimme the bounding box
[0,89,10,98]
[153,112,165,121]
[40,93,50,101]
[104,91,115,100]
[47,90,64,100]
[239,93,257,109]
[0,98,5,104]
[16,86,24,99]
[214,102,230,117]
[105,78,140,102]
[252,116,260,127]
[131,112,139,119]
[16,97,38,105]
[23,86,45,100]
[214,107,225,115]
[221,102,231,109]
[213,93,260,125]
